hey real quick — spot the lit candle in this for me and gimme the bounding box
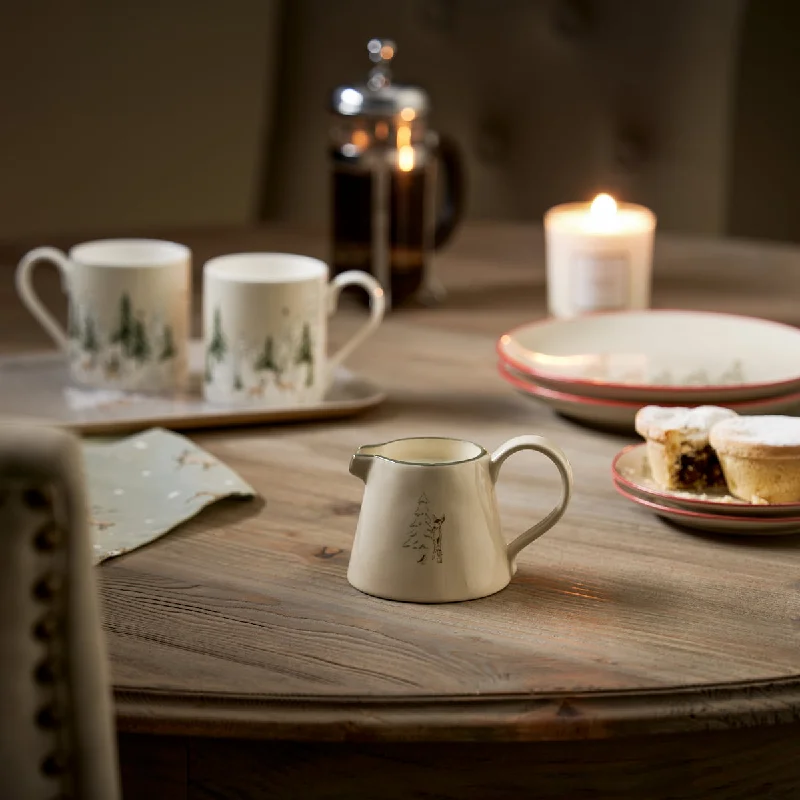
[544,194,657,318]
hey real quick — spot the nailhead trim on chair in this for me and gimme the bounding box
[28,484,73,800]
[24,487,53,511]
[36,705,61,730]
[34,524,62,553]
[32,574,62,601]
[33,614,59,642]
[41,754,67,777]
[34,658,59,685]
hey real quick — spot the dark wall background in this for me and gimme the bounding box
[1,0,799,243]
[728,0,800,242]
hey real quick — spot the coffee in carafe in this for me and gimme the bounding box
[329,39,465,310]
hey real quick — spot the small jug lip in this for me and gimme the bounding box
[355,436,487,466]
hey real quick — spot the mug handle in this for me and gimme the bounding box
[489,435,573,563]
[326,270,386,378]
[15,247,72,352]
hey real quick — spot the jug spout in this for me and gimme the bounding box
[349,451,374,483]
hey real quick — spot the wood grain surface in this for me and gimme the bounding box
[1,224,799,750]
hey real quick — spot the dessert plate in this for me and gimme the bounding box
[497,310,800,402]
[612,443,800,517]
[498,361,800,430]
[612,479,800,535]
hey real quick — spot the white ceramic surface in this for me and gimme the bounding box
[15,239,191,394]
[202,253,385,407]
[0,342,386,434]
[85,428,256,563]
[612,443,800,517]
[347,435,573,603]
[613,479,800,535]
[498,310,800,402]
[498,361,800,430]
[544,198,656,318]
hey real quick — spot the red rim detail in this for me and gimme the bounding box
[610,443,800,511]
[612,478,800,523]
[498,360,800,411]
[497,309,800,395]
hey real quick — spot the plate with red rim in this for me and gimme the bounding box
[497,310,800,402]
[612,443,800,517]
[612,479,800,535]
[498,360,800,430]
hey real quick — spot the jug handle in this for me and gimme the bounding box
[489,435,573,563]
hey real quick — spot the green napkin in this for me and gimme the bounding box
[84,427,256,564]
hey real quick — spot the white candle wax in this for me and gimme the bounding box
[544,194,657,319]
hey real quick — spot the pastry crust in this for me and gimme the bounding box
[634,405,737,491]
[709,416,800,503]
[709,415,800,459]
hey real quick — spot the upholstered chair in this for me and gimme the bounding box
[0,423,120,800]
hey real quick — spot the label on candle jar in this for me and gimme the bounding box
[571,250,631,311]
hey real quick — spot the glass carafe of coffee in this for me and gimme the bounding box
[330,39,465,310]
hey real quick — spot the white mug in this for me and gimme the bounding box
[15,239,191,393]
[202,253,385,406]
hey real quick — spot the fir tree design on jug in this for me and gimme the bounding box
[402,493,446,564]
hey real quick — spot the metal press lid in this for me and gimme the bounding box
[331,38,429,118]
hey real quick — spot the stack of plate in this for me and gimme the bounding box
[496,310,800,429]
[611,443,800,535]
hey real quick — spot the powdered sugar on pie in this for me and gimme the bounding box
[635,405,737,444]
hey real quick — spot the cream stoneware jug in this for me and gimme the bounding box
[347,435,573,603]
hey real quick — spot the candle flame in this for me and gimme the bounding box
[590,193,617,223]
[398,145,415,172]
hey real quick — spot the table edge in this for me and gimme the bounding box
[114,674,800,741]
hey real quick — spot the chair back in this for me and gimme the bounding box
[0,423,120,800]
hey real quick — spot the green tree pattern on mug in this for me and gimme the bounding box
[111,293,135,357]
[295,323,314,387]
[159,325,176,362]
[82,315,100,359]
[130,318,151,363]
[206,308,227,383]
[68,292,181,386]
[254,336,280,376]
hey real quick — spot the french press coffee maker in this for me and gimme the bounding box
[330,39,465,309]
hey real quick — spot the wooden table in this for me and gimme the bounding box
[2,224,800,799]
